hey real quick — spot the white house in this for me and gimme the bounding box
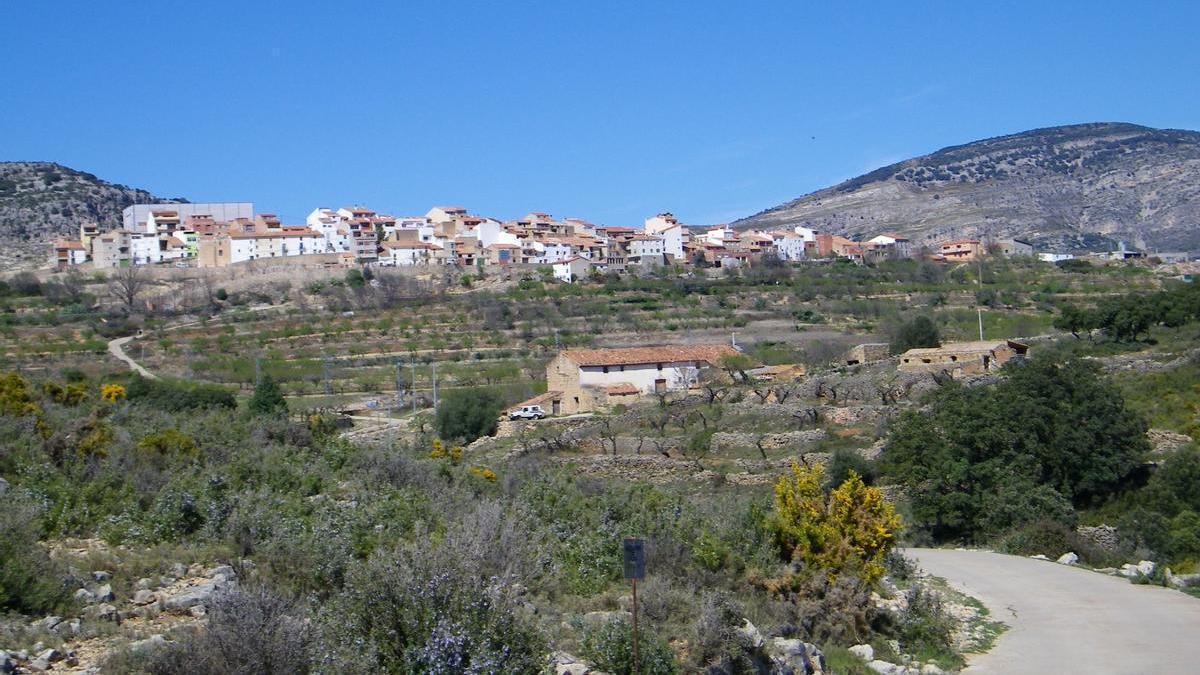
[553,256,592,282]
[772,232,807,261]
[306,208,349,253]
[644,213,685,260]
[382,240,440,266]
[52,239,88,268]
[628,234,665,263]
[793,226,818,243]
[699,225,734,246]
[426,205,468,224]
[538,239,573,264]
[1039,252,1075,263]
[129,233,162,265]
[868,233,913,258]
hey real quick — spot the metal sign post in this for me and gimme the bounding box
[623,537,646,675]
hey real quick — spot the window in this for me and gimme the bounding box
[602,366,609,373]
[657,363,664,371]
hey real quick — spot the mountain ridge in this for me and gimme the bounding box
[0,161,183,268]
[733,122,1200,252]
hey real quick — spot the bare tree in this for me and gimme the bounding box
[109,265,149,311]
[792,407,820,428]
[598,416,620,455]
[44,269,89,305]
[697,366,729,404]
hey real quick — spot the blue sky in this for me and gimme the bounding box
[4,1,1198,225]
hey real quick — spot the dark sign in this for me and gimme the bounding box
[623,537,646,580]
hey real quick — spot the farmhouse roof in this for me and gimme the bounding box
[901,339,1028,357]
[561,344,740,367]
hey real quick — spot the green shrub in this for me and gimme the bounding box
[0,491,75,614]
[888,316,940,354]
[106,586,311,674]
[126,376,236,411]
[826,448,878,487]
[888,587,960,667]
[435,386,504,443]
[320,541,545,673]
[247,376,287,416]
[883,356,1147,542]
[581,617,680,675]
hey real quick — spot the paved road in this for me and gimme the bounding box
[107,335,157,379]
[907,548,1200,674]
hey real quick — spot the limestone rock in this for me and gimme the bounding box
[1169,572,1200,588]
[135,577,154,590]
[31,616,63,631]
[95,583,115,602]
[73,588,95,603]
[162,581,218,612]
[735,618,765,650]
[868,660,901,674]
[132,589,157,605]
[130,634,167,653]
[91,570,112,582]
[1076,525,1120,552]
[849,644,875,661]
[93,603,120,622]
[1057,552,1079,566]
[765,637,825,675]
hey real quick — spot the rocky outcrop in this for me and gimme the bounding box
[1075,524,1121,552]
[734,123,1200,252]
[0,162,184,269]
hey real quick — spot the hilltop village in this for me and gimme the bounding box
[50,201,1102,274]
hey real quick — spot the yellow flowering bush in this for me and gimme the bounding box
[100,383,126,403]
[768,462,901,583]
[469,466,498,483]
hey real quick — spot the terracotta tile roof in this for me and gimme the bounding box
[55,239,85,250]
[562,344,741,367]
[901,340,1028,357]
[510,391,561,410]
[383,241,440,250]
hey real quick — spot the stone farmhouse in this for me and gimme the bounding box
[539,344,742,415]
[897,339,1029,376]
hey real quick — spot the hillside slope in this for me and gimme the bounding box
[734,123,1200,252]
[0,162,182,268]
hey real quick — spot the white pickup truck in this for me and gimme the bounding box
[508,405,547,420]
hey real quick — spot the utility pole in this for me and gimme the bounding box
[395,358,404,409]
[431,362,438,408]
